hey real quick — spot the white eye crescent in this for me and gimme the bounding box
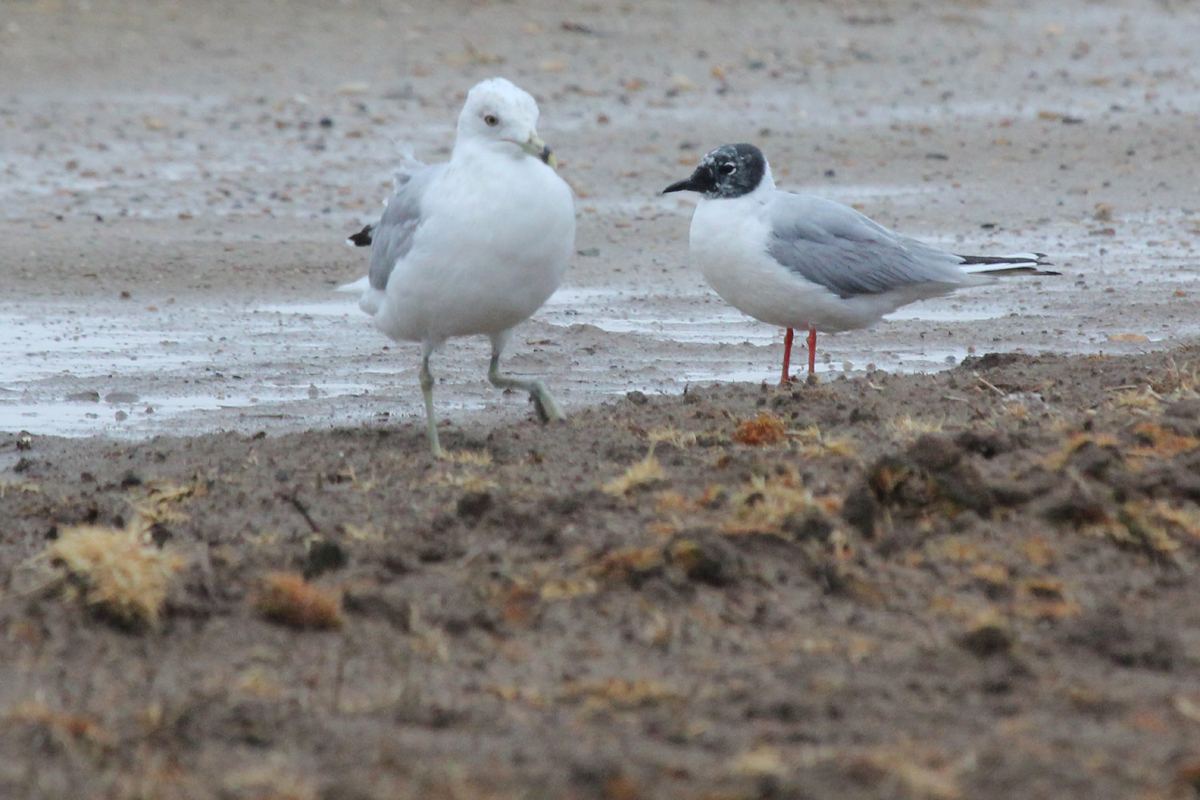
[719,163,736,175]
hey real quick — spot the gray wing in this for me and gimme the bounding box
[766,193,967,299]
[367,161,445,292]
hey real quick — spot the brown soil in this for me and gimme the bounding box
[4,0,1200,797]
[6,347,1200,799]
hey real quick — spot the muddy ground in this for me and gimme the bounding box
[7,349,1200,799]
[4,0,1200,797]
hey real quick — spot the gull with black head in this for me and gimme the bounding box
[345,77,574,456]
[663,143,1057,384]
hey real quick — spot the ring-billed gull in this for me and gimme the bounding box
[663,143,1057,384]
[346,77,575,456]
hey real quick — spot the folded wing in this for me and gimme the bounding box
[766,194,978,299]
[368,159,445,294]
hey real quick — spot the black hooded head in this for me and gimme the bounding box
[662,143,767,199]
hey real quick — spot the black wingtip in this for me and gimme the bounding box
[957,251,1058,276]
[346,224,375,247]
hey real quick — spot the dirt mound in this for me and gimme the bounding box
[5,346,1200,798]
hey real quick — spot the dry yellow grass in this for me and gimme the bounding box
[724,468,824,535]
[1041,432,1121,470]
[7,701,114,747]
[888,415,944,440]
[602,456,666,495]
[850,747,965,800]
[1153,358,1200,397]
[44,525,186,627]
[559,677,680,710]
[333,465,378,491]
[1140,500,1200,540]
[1127,421,1200,461]
[791,424,859,458]
[441,449,494,467]
[732,744,788,777]
[128,480,203,532]
[339,521,387,542]
[420,449,497,491]
[0,480,40,498]
[589,545,664,580]
[646,425,696,451]
[1001,401,1031,420]
[1112,386,1163,414]
[423,469,498,492]
[1013,577,1081,620]
[1101,500,1191,562]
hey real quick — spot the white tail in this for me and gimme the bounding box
[335,275,370,294]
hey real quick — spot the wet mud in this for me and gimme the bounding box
[6,348,1200,798]
[2,0,1200,797]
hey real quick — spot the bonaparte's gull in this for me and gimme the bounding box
[663,143,1056,383]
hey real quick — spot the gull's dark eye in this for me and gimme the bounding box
[484,114,499,127]
[718,163,736,175]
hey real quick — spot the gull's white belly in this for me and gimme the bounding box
[689,203,879,333]
[375,160,575,345]
[689,198,940,334]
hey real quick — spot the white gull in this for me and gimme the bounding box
[344,78,575,456]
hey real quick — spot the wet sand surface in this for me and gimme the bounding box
[3,0,1200,797]
[3,0,1198,437]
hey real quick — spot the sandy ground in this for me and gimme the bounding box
[2,0,1198,438]
[2,0,1200,797]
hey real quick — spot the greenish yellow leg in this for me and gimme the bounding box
[419,354,444,458]
[488,352,564,423]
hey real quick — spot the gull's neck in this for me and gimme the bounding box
[451,135,523,165]
[750,164,777,200]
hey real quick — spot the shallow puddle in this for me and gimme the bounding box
[0,261,1174,439]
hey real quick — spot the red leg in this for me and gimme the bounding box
[807,327,818,378]
[780,328,794,385]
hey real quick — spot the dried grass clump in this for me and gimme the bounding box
[45,525,186,627]
[1153,358,1200,397]
[559,678,680,710]
[888,415,944,440]
[442,449,494,467]
[732,413,787,446]
[1127,421,1200,461]
[848,747,965,800]
[1001,402,1031,421]
[1099,500,1192,563]
[1013,577,1081,620]
[647,426,696,450]
[425,469,498,492]
[602,456,666,495]
[254,572,344,630]
[5,702,116,762]
[590,545,665,581]
[1112,387,1163,414]
[725,469,830,535]
[792,424,858,458]
[1041,432,1120,470]
[130,481,202,530]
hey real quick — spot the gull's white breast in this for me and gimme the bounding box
[689,195,942,334]
[375,145,575,345]
[689,196,857,332]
